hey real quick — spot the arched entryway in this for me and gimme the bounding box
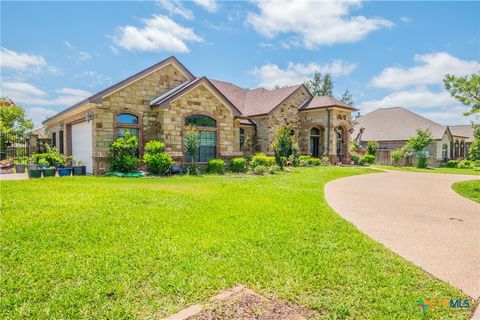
[309,126,325,157]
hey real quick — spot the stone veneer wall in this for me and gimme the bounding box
[161,84,241,162]
[93,64,188,174]
[252,87,310,154]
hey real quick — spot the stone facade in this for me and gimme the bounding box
[44,59,355,175]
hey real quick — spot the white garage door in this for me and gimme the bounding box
[72,121,93,174]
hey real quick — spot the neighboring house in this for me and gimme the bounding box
[353,107,470,166]
[43,56,357,174]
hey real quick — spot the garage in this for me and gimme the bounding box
[71,121,93,174]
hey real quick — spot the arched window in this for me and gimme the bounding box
[116,113,140,139]
[115,112,142,156]
[240,128,245,150]
[184,114,217,163]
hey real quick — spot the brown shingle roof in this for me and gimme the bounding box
[449,125,474,142]
[302,96,358,111]
[209,80,305,117]
[355,107,448,141]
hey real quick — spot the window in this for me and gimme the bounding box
[116,113,140,139]
[59,130,64,154]
[335,126,345,158]
[185,115,216,127]
[310,127,321,157]
[240,128,245,150]
[184,115,217,163]
[115,113,142,156]
[442,144,448,161]
[51,132,56,148]
[460,141,465,157]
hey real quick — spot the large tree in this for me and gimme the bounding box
[443,72,480,115]
[1,98,34,159]
[305,73,354,105]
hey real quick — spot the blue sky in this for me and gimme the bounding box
[1,0,479,127]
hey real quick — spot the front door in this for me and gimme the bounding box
[310,136,319,157]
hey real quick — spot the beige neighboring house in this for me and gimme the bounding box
[43,56,357,175]
[353,107,471,166]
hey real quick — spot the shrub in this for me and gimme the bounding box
[250,153,275,168]
[446,160,458,168]
[416,156,429,169]
[144,140,165,154]
[143,140,172,175]
[109,132,140,173]
[230,157,247,173]
[319,156,331,166]
[351,154,361,165]
[458,159,472,169]
[272,126,294,168]
[391,147,409,166]
[143,153,173,175]
[298,155,321,167]
[289,145,300,167]
[252,165,267,175]
[366,141,379,156]
[268,165,282,174]
[184,125,199,175]
[206,159,226,174]
[363,154,375,165]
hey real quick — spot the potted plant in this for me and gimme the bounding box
[28,168,42,178]
[27,155,39,171]
[57,155,73,177]
[38,158,49,169]
[72,159,86,176]
[42,166,56,177]
[15,156,28,173]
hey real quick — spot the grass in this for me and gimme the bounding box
[452,179,480,203]
[375,164,480,175]
[1,167,472,319]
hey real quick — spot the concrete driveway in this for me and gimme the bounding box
[325,169,480,299]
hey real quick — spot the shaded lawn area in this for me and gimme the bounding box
[452,179,480,203]
[375,164,480,175]
[1,167,471,319]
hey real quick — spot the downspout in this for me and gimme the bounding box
[326,107,331,156]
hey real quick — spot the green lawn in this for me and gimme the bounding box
[452,179,480,203]
[375,164,480,175]
[1,168,471,319]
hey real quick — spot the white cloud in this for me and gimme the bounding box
[26,107,58,127]
[372,52,480,89]
[1,81,91,109]
[400,16,411,23]
[0,47,46,70]
[112,15,203,53]
[74,70,111,88]
[419,106,476,125]
[156,0,194,20]
[247,0,393,48]
[250,60,357,88]
[64,41,92,61]
[193,0,218,12]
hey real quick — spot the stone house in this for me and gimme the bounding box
[43,56,357,174]
[353,107,472,166]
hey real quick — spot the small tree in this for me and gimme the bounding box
[443,73,480,115]
[305,72,323,97]
[407,129,433,168]
[366,141,379,156]
[391,145,409,166]
[184,125,199,174]
[340,89,354,106]
[468,123,480,161]
[272,126,294,169]
[109,131,140,173]
[1,98,34,159]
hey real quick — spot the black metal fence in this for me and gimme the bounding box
[0,132,30,161]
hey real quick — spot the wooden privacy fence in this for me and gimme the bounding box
[375,150,414,166]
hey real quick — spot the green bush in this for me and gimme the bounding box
[268,165,282,174]
[351,154,361,165]
[143,153,173,175]
[109,132,140,173]
[289,146,300,167]
[144,140,165,154]
[206,159,226,174]
[252,165,267,175]
[250,153,275,168]
[363,154,375,165]
[319,156,331,166]
[143,140,172,175]
[458,159,472,169]
[391,146,409,166]
[366,141,379,156]
[230,157,247,173]
[298,155,321,167]
[416,156,429,169]
[446,160,458,168]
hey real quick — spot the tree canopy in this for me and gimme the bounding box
[443,72,480,115]
[305,73,354,105]
[0,97,34,136]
